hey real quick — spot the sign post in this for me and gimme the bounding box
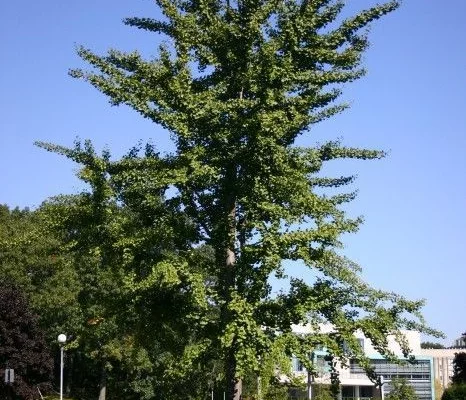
[5,368,14,400]
[4,368,14,384]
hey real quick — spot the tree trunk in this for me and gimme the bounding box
[225,234,242,400]
[226,346,242,400]
[224,169,242,400]
[307,371,313,400]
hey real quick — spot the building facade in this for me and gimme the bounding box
[420,347,466,392]
[290,327,434,400]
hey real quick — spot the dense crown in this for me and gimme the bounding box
[36,0,441,399]
[452,352,466,385]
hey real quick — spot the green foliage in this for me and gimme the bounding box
[313,384,334,400]
[441,384,466,400]
[261,384,290,400]
[451,352,466,384]
[0,204,82,342]
[36,0,442,398]
[386,378,418,400]
[35,141,220,399]
[0,284,54,399]
[421,341,445,349]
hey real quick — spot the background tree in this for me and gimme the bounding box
[44,0,441,398]
[0,204,82,343]
[451,352,466,385]
[385,378,418,400]
[441,384,466,400]
[0,284,53,400]
[421,342,445,349]
[37,141,219,399]
[0,204,85,397]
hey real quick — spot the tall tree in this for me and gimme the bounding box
[47,0,440,398]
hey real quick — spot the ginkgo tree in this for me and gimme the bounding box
[42,0,440,398]
[36,142,220,399]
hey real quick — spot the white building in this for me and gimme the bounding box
[419,348,456,390]
[290,327,434,400]
[453,335,466,348]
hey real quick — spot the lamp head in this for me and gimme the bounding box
[57,334,67,344]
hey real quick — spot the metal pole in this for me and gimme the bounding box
[380,376,384,400]
[60,346,64,400]
[307,371,312,400]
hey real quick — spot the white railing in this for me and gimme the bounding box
[341,397,373,400]
[339,371,373,380]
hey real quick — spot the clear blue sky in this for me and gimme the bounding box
[1,1,465,345]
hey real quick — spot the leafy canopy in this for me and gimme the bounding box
[441,384,466,400]
[0,204,82,342]
[36,141,220,400]
[38,0,441,398]
[452,352,466,385]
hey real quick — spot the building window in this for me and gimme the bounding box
[315,355,330,374]
[357,338,364,350]
[342,386,354,398]
[292,356,305,372]
[360,386,374,397]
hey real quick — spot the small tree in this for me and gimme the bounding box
[451,352,466,384]
[441,384,466,400]
[313,384,333,400]
[385,378,418,400]
[0,284,53,399]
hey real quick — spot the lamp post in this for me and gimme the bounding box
[58,334,67,400]
[380,375,385,400]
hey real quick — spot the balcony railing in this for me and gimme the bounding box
[342,397,373,400]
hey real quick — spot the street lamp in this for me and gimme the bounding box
[57,334,67,400]
[380,375,385,400]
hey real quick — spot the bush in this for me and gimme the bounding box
[386,378,418,400]
[313,384,334,400]
[441,384,466,400]
[0,284,53,399]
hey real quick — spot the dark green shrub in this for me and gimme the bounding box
[441,384,466,400]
